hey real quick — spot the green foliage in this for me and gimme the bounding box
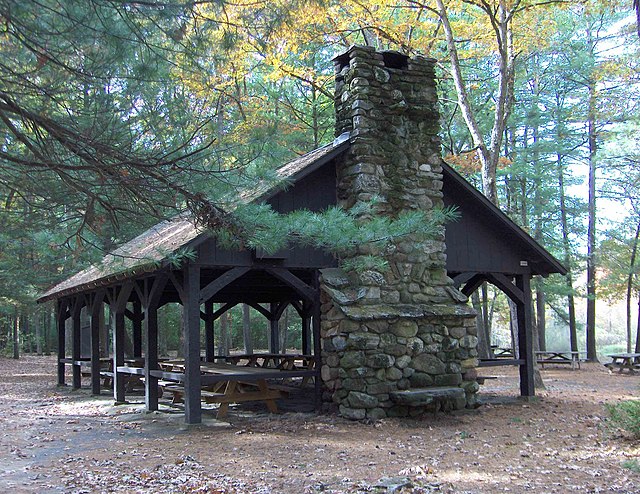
[606,400,640,439]
[622,459,640,473]
[214,200,458,269]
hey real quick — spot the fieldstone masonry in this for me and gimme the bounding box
[319,46,478,419]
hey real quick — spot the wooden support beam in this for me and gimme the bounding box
[56,299,68,386]
[204,301,215,363]
[132,281,144,305]
[264,267,316,303]
[112,309,126,403]
[290,300,304,317]
[113,282,135,313]
[273,301,289,320]
[246,302,271,320]
[132,299,142,358]
[168,271,185,303]
[199,267,250,304]
[242,304,253,355]
[144,274,167,412]
[110,282,135,403]
[485,273,524,304]
[124,308,145,322]
[459,274,486,297]
[452,272,478,289]
[71,297,83,389]
[211,302,239,322]
[90,290,106,395]
[301,301,312,356]
[183,264,202,424]
[269,303,280,354]
[516,274,535,397]
[144,304,159,410]
[312,271,322,410]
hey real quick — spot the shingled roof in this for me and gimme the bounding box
[38,136,351,302]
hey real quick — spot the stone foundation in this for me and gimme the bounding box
[320,269,478,419]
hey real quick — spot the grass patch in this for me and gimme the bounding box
[622,459,640,473]
[606,400,640,439]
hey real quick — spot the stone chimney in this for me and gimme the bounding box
[320,46,478,420]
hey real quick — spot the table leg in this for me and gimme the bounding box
[257,379,279,414]
[217,381,236,419]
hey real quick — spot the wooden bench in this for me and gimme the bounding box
[389,387,466,411]
[606,353,640,373]
[535,351,580,370]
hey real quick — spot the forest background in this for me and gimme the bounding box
[1,0,639,362]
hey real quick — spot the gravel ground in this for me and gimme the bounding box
[1,355,639,493]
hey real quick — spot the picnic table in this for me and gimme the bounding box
[606,353,640,373]
[535,351,581,370]
[491,347,515,358]
[156,361,301,418]
[217,353,316,386]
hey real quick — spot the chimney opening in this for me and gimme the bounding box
[334,52,351,72]
[382,51,409,70]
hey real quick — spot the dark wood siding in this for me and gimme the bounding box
[267,160,337,213]
[195,161,338,270]
[443,181,528,275]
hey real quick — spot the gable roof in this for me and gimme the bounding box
[38,134,565,302]
[38,137,350,302]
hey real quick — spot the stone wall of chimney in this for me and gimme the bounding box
[320,45,478,419]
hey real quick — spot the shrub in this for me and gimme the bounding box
[606,400,640,439]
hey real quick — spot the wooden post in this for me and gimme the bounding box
[112,310,126,402]
[112,282,133,404]
[57,300,67,386]
[72,298,82,389]
[269,303,279,354]
[301,302,312,356]
[242,304,253,354]
[90,291,105,395]
[204,301,214,362]
[143,275,166,412]
[183,264,202,424]
[132,299,142,358]
[312,271,322,409]
[516,274,535,397]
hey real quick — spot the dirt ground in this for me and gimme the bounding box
[1,356,639,493]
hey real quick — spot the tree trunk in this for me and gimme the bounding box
[43,307,51,355]
[471,291,491,359]
[536,282,546,351]
[636,294,640,353]
[218,311,230,356]
[557,145,579,353]
[509,301,519,357]
[13,305,19,359]
[36,310,43,355]
[585,69,598,362]
[435,0,515,204]
[279,307,289,354]
[23,310,31,354]
[625,220,640,352]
